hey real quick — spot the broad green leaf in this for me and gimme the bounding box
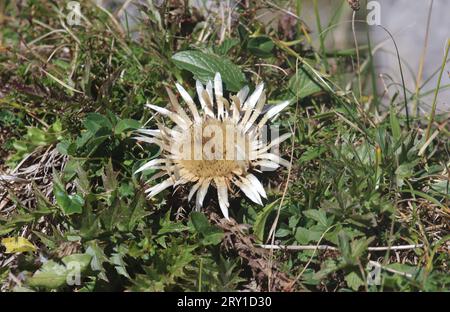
[313,259,340,280]
[62,253,92,272]
[1,237,36,253]
[275,227,291,238]
[27,260,67,289]
[431,179,450,195]
[83,113,112,134]
[53,175,84,215]
[114,118,141,135]
[32,231,56,249]
[128,192,150,230]
[54,185,83,215]
[303,209,328,227]
[172,50,246,92]
[295,227,322,244]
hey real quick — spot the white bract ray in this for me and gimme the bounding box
[135,73,290,220]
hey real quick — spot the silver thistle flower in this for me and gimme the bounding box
[135,73,290,220]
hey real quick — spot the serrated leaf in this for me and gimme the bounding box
[345,271,365,291]
[190,212,210,234]
[190,212,223,245]
[351,236,375,259]
[172,50,246,92]
[303,209,328,227]
[111,252,131,279]
[157,222,190,235]
[85,241,109,281]
[215,38,240,55]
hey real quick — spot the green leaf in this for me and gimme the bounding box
[314,259,340,280]
[288,67,322,99]
[62,253,92,272]
[53,182,83,215]
[27,127,51,145]
[27,253,91,290]
[247,36,274,58]
[303,209,329,227]
[275,227,291,238]
[190,212,210,234]
[53,172,83,215]
[351,236,374,259]
[83,113,112,134]
[27,260,67,290]
[395,162,415,187]
[338,231,352,264]
[215,38,240,55]
[190,212,223,245]
[345,271,365,291]
[172,50,246,92]
[128,192,150,230]
[202,231,224,246]
[85,241,109,281]
[253,200,278,242]
[102,159,119,193]
[114,118,141,135]
[295,227,322,244]
[299,146,327,164]
[111,252,131,279]
[157,221,190,235]
[389,105,401,142]
[32,231,56,249]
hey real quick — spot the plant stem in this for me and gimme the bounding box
[425,39,450,141]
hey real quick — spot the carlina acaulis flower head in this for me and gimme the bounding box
[134,73,291,220]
